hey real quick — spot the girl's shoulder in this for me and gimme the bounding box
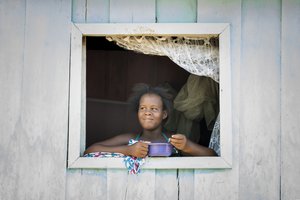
[118,132,140,140]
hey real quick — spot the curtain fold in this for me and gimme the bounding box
[106,36,220,82]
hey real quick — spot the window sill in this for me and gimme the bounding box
[68,156,231,169]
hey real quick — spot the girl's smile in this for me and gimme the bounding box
[138,93,167,131]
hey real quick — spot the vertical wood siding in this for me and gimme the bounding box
[156,0,197,23]
[72,0,86,22]
[240,0,281,199]
[87,0,109,23]
[196,1,241,199]
[0,0,71,199]
[1,0,300,199]
[281,0,300,199]
[110,0,156,23]
[0,1,26,199]
[66,169,107,199]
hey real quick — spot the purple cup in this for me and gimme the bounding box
[148,143,173,157]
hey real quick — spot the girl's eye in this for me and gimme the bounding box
[151,108,158,111]
[139,107,146,111]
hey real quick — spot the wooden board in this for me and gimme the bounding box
[106,169,128,199]
[72,0,86,22]
[86,0,109,23]
[239,0,281,199]
[110,0,155,23]
[0,1,26,199]
[155,170,178,200]
[196,1,241,199]
[281,0,300,199]
[14,0,70,199]
[156,0,197,22]
[66,169,107,200]
[178,169,194,200]
[107,169,156,200]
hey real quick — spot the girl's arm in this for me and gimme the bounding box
[169,134,217,156]
[84,133,149,158]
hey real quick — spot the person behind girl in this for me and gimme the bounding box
[84,83,217,157]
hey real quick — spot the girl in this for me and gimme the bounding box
[84,83,216,157]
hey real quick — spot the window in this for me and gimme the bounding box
[68,23,232,169]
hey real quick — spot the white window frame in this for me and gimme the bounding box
[68,23,232,169]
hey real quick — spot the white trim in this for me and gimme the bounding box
[74,23,228,36]
[219,25,232,166]
[68,23,232,169]
[71,157,230,169]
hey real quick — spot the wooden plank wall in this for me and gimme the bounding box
[68,0,299,199]
[1,0,300,199]
[281,0,300,199]
[0,1,26,199]
[0,0,71,199]
[67,0,299,200]
[196,1,240,199]
[240,0,281,199]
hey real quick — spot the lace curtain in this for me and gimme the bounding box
[106,35,221,156]
[106,36,220,82]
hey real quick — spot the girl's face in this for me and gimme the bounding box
[138,93,168,131]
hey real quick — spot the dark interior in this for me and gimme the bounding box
[85,36,214,148]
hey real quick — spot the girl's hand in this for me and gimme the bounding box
[169,134,188,151]
[129,141,149,158]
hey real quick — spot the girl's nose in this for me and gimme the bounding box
[144,109,152,115]
[145,111,151,115]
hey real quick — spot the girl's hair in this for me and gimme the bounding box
[128,83,174,116]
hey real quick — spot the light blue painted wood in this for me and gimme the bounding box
[178,170,194,200]
[1,0,294,199]
[66,169,107,200]
[107,169,128,200]
[156,0,197,22]
[155,170,178,200]
[195,1,241,199]
[281,0,300,199]
[0,1,26,199]
[125,169,156,200]
[194,169,238,200]
[108,169,156,200]
[8,0,71,199]
[110,0,155,23]
[86,0,109,23]
[197,0,240,23]
[239,0,281,199]
[72,0,86,22]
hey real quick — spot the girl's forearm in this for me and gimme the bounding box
[181,140,217,156]
[84,144,131,156]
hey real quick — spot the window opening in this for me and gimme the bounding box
[85,37,217,150]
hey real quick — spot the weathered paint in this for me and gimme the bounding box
[240,0,281,199]
[281,0,300,199]
[156,0,197,23]
[0,1,26,199]
[87,0,109,23]
[1,0,300,200]
[0,0,71,199]
[196,1,241,199]
[110,0,156,23]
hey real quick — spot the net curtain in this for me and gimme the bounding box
[106,35,220,82]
